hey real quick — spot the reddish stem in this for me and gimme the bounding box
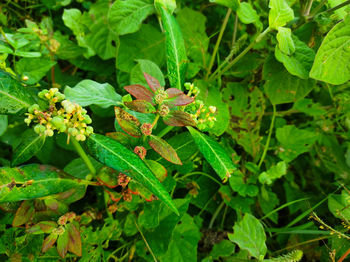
[338,247,350,262]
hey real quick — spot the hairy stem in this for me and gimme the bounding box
[258,104,276,169]
[205,8,232,80]
[71,137,96,176]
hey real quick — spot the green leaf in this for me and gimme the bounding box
[154,0,176,13]
[57,230,69,258]
[276,125,318,162]
[328,190,350,220]
[64,80,122,108]
[228,213,267,260]
[276,27,295,55]
[209,240,235,260]
[114,107,142,137]
[0,43,13,54]
[258,161,287,185]
[86,134,179,215]
[15,58,56,85]
[187,127,236,182]
[229,174,258,197]
[148,135,182,165]
[161,214,201,262]
[117,24,165,72]
[130,59,165,87]
[12,130,46,166]
[158,7,188,90]
[42,233,58,253]
[268,0,294,29]
[209,0,240,10]
[12,200,35,227]
[237,2,260,26]
[66,223,82,257]
[310,16,350,85]
[0,164,81,202]
[275,35,315,79]
[263,55,316,105]
[0,115,8,136]
[0,70,35,115]
[14,51,42,58]
[108,0,154,36]
[177,8,209,66]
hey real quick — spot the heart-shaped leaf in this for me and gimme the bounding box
[148,135,182,165]
[187,127,237,182]
[87,134,179,215]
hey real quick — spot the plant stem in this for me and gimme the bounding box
[258,104,276,169]
[339,247,350,262]
[71,137,96,176]
[209,201,225,229]
[307,0,327,18]
[152,114,160,128]
[205,8,232,80]
[231,14,238,49]
[157,125,174,138]
[304,0,314,16]
[179,171,222,185]
[317,0,350,17]
[209,27,271,81]
[135,220,158,262]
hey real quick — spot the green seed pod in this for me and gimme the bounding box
[24,118,31,125]
[45,129,54,137]
[38,90,49,99]
[76,134,86,141]
[83,115,92,124]
[51,116,65,129]
[34,124,46,134]
[59,125,67,132]
[68,128,79,136]
[28,104,40,114]
[85,126,94,135]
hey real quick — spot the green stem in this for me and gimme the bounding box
[258,104,276,169]
[307,0,328,18]
[157,125,174,138]
[205,8,232,80]
[135,220,158,262]
[314,0,350,18]
[209,201,225,229]
[304,0,314,16]
[209,27,271,81]
[231,14,238,49]
[71,137,96,176]
[178,171,222,186]
[152,114,160,128]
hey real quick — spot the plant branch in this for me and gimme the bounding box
[135,220,158,262]
[231,14,239,49]
[258,104,276,169]
[209,27,271,81]
[205,8,232,80]
[339,248,350,262]
[71,137,96,176]
[307,0,328,18]
[209,201,225,229]
[304,0,314,16]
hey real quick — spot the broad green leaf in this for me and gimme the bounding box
[310,16,350,85]
[42,233,58,253]
[209,0,240,10]
[64,80,122,108]
[276,125,318,162]
[57,230,69,258]
[228,213,267,260]
[108,0,154,36]
[0,164,81,202]
[158,7,188,90]
[276,27,295,55]
[12,130,46,166]
[145,160,167,182]
[148,135,182,165]
[0,44,13,54]
[0,70,35,115]
[258,161,287,185]
[328,0,349,20]
[12,200,35,227]
[0,115,7,136]
[54,31,85,60]
[130,59,165,87]
[116,24,165,72]
[328,190,350,220]
[237,2,261,28]
[86,134,179,215]
[263,56,316,105]
[15,58,56,85]
[66,223,82,256]
[195,80,230,135]
[275,35,315,79]
[209,240,235,260]
[229,174,258,197]
[155,0,176,13]
[14,51,41,58]
[177,8,209,66]
[187,127,236,182]
[258,190,280,223]
[161,214,201,262]
[268,0,294,29]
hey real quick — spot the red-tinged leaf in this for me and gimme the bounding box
[124,100,156,113]
[148,135,182,165]
[67,223,82,256]
[145,160,167,182]
[27,221,57,234]
[12,200,35,227]
[57,230,69,258]
[96,166,119,188]
[166,88,194,106]
[42,233,58,253]
[163,111,196,127]
[144,72,162,92]
[106,132,133,146]
[115,107,142,138]
[124,84,154,103]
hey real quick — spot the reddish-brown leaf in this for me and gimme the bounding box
[106,132,132,146]
[67,223,82,256]
[124,100,156,113]
[115,107,142,138]
[124,84,154,103]
[163,111,196,127]
[57,230,69,258]
[148,135,182,165]
[166,88,194,107]
[143,72,162,92]
[96,166,119,188]
[12,200,35,227]
[27,221,58,234]
[42,233,58,253]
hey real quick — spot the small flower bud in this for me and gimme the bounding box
[51,116,65,129]
[24,118,31,125]
[184,82,191,90]
[28,104,40,114]
[68,128,79,136]
[45,129,54,137]
[38,90,49,99]
[154,89,168,105]
[209,106,216,114]
[158,104,170,117]
[34,124,46,134]
[85,126,94,135]
[141,123,152,136]
[76,134,86,141]
[134,146,147,160]
[83,115,92,124]
[22,75,29,81]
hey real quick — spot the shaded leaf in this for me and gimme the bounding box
[145,160,167,182]
[114,107,142,137]
[258,161,287,185]
[130,60,165,87]
[27,221,58,234]
[12,200,34,227]
[87,134,179,215]
[209,0,240,10]
[148,135,182,165]
[42,233,58,253]
[15,58,56,85]
[144,72,162,92]
[163,111,196,127]
[57,230,69,258]
[67,223,82,256]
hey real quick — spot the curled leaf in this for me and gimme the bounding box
[115,107,142,137]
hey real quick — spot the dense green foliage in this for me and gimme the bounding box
[0,0,350,261]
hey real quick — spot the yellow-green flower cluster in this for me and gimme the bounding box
[24,88,93,142]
